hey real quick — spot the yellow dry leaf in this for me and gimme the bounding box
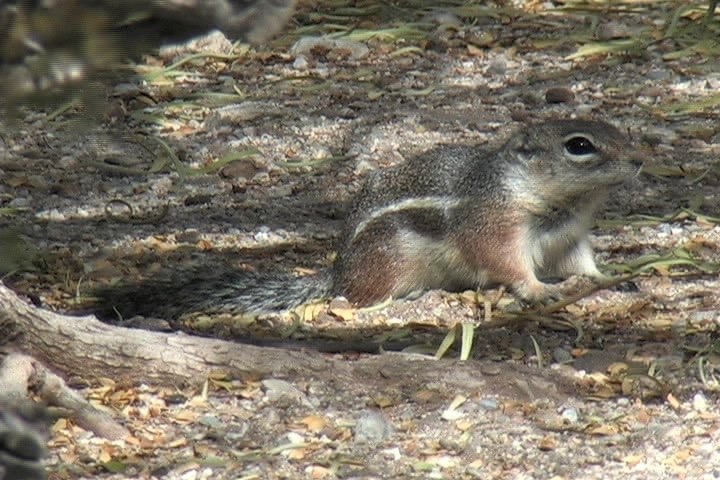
[59,450,79,464]
[287,448,307,460]
[188,395,208,407]
[167,437,188,448]
[624,454,644,466]
[52,418,69,433]
[586,423,620,436]
[670,448,695,464]
[469,458,484,468]
[666,393,681,410]
[197,239,213,250]
[301,415,327,433]
[607,362,630,379]
[372,395,395,408]
[172,410,199,423]
[412,389,440,403]
[98,448,113,463]
[538,435,558,451]
[297,302,325,321]
[308,465,334,479]
[456,419,474,431]
[328,307,355,321]
[467,44,484,57]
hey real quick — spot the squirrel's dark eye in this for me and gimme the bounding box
[564,136,597,156]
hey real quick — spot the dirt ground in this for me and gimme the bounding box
[2,1,720,479]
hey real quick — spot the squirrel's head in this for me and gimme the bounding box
[502,119,644,207]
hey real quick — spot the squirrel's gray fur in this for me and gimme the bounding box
[97,269,332,320]
[96,119,643,320]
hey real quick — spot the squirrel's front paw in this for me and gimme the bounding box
[512,280,561,306]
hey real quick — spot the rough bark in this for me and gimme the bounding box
[0,284,576,404]
[0,353,129,440]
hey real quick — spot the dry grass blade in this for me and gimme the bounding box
[655,93,720,116]
[528,335,543,369]
[535,273,639,315]
[435,323,459,360]
[565,39,643,60]
[609,248,720,275]
[460,322,475,361]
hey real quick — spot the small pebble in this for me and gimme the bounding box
[552,348,574,364]
[424,11,462,26]
[478,398,500,411]
[290,36,369,60]
[175,229,201,243]
[262,379,308,406]
[220,160,262,180]
[7,197,30,208]
[293,56,309,70]
[545,87,574,104]
[692,392,709,412]
[354,159,376,175]
[646,69,672,81]
[487,59,507,75]
[354,410,393,444]
[559,406,579,423]
[596,22,631,40]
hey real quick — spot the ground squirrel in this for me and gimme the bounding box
[97,119,643,320]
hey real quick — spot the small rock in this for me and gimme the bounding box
[423,11,462,27]
[328,297,354,321]
[545,87,575,104]
[7,197,30,208]
[262,379,310,407]
[175,229,202,243]
[354,159,376,176]
[552,348,573,364]
[596,22,632,40]
[688,310,720,323]
[183,195,213,207]
[467,30,497,48]
[478,398,500,411]
[616,397,630,407]
[354,410,393,444]
[205,102,280,129]
[121,316,172,332]
[639,86,664,97]
[509,110,531,122]
[199,415,225,430]
[58,155,78,169]
[252,171,271,184]
[328,297,352,310]
[160,30,233,59]
[220,160,262,180]
[559,405,579,423]
[293,56,309,70]
[487,58,507,75]
[646,69,672,81]
[692,392,709,412]
[290,36,369,61]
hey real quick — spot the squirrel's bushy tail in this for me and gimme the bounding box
[93,269,332,321]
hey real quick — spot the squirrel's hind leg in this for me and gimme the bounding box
[333,211,453,306]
